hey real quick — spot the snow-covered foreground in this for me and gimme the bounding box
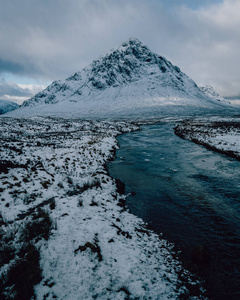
[175,118,240,160]
[0,117,206,299]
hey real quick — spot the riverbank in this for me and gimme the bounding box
[175,118,240,160]
[0,117,206,299]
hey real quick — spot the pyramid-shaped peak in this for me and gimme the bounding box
[90,37,160,70]
[121,38,145,47]
[19,38,230,115]
[83,37,173,90]
[117,38,151,54]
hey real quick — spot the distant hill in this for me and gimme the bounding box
[0,99,19,115]
[6,38,231,118]
[199,85,230,104]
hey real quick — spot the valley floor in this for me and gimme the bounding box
[0,117,206,299]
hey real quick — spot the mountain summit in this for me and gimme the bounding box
[10,38,230,117]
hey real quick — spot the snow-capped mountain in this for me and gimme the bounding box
[200,85,229,104]
[7,38,230,118]
[0,99,19,114]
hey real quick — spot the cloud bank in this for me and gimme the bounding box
[0,79,45,104]
[0,0,239,103]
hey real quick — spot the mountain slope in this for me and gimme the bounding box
[7,38,231,118]
[0,99,19,114]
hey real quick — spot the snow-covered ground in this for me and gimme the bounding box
[0,117,206,299]
[175,118,240,160]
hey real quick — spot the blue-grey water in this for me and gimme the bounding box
[108,123,240,300]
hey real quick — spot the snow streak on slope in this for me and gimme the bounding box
[0,118,207,299]
[7,39,230,118]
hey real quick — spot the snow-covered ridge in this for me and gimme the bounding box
[6,38,230,118]
[0,117,206,299]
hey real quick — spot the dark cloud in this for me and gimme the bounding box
[0,59,40,77]
[0,0,239,97]
[0,59,26,74]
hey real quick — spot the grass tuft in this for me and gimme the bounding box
[0,243,42,300]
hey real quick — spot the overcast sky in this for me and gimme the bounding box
[0,0,239,104]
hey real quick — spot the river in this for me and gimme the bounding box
[108,123,240,300]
